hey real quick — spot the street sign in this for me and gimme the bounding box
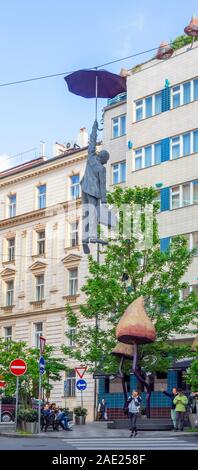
[39,336,46,354]
[9,359,27,376]
[76,379,87,391]
[75,366,87,379]
[39,356,45,375]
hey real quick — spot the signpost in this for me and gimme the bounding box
[38,336,46,434]
[76,379,87,407]
[0,375,6,423]
[9,359,27,431]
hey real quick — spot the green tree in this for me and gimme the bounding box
[0,339,66,405]
[62,187,198,413]
[185,354,198,391]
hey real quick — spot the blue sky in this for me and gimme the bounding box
[0,0,197,167]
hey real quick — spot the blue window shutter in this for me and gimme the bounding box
[162,87,170,112]
[160,237,170,252]
[160,187,170,211]
[161,138,170,162]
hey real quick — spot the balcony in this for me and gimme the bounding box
[107,92,127,107]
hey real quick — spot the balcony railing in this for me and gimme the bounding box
[107,92,127,107]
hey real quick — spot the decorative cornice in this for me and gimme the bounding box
[0,304,82,321]
[29,261,47,272]
[62,253,82,265]
[0,267,16,279]
[0,209,46,229]
[62,294,80,303]
[0,152,87,188]
[30,300,46,309]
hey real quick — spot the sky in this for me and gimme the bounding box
[0,0,197,168]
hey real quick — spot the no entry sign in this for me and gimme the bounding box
[9,359,27,376]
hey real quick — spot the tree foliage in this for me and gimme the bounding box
[62,187,198,377]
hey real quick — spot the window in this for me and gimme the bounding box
[8,238,15,261]
[4,326,12,341]
[36,274,44,301]
[135,100,143,121]
[171,186,180,209]
[69,268,78,295]
[38,185,46,209]
[134,149,143,170]
[194,79,198,100]
[112,161,126,184]
[34,322,43,348]
[37,231,45,255]
[183,82,191,104]
[171,136,180,159]
[69,328,76,347]
[154,143,161,164]
[193,130,198,153]
[8,195,16,218]
[145,146,152,167]
[6,280,14,306]
[112,115,126,138]
[145,96,152,118]
[172,85,181,108]
[183,133,191,156]
[193,181,198,203]
[182,183,190,206]
[65,370,76,397]
[192,232,198,255]
[155,92,162,114]
[70,175,80,200]
[70,221,79,247]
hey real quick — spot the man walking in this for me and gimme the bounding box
[173,388,188,431]
[126,390,142,438]
[162,387,178,430]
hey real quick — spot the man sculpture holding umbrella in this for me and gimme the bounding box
[80,119,109,246]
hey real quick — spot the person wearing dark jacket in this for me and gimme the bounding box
[126,390,142,438]
[162,387,178,430]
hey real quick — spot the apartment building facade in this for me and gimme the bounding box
[0,148,97,419]
[101,43,198,417]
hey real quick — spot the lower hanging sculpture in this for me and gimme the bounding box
[115,296,156,418]
[111,342,134,403]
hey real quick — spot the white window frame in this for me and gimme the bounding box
[171,85,182,109]
[8,194,16,218]
[4,326,12,341]
[6,280,14,306]
[170,181,198,210]
[112,115,126,138]
[35,274,44,301]
[68,327,76,347]
[70,175,80,200]
[135,100,144,122]
[8,238,15,261]
[170,135,181,159]
[65,370,76,397]
[38,185,46,209]
[37,231,45,255]
[69,268,78,296]
[70,221,79,247]
[112,161,126,184]
[34,322,43,348]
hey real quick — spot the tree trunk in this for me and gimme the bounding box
[132,343,151,418]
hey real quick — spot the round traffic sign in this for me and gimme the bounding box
[9,358,27,376]
[76,379,87,391]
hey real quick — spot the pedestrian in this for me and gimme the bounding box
[126,390,142,438]
[173,388,188,431]
[98,399,108,421]
[162,387,178,430]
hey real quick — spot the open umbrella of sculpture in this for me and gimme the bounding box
[184,15,198,46]
[156,41,174,60]
[116,296,156,418]
[64,69,126,120]
[111,342,134,403]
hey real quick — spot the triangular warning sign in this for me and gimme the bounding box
[75,366,87,378]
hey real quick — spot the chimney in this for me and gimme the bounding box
[76,128,88,148]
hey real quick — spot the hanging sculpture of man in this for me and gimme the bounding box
[80,120,110,245]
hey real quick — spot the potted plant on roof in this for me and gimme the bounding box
[73,406,88,425]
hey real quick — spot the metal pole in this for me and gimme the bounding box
[38,373,42,434]
[81,390,83,408]
[95,71,98,121]
[15,376,19,432]
[0,394,2,423]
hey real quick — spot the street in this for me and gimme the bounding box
[0,435,198,450]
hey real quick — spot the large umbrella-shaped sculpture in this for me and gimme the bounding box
[184,15,198,47]
[116,296,156,418]
[64,69,126,120]
[156,41,174,60]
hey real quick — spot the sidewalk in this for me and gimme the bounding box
[0,421,198,439]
